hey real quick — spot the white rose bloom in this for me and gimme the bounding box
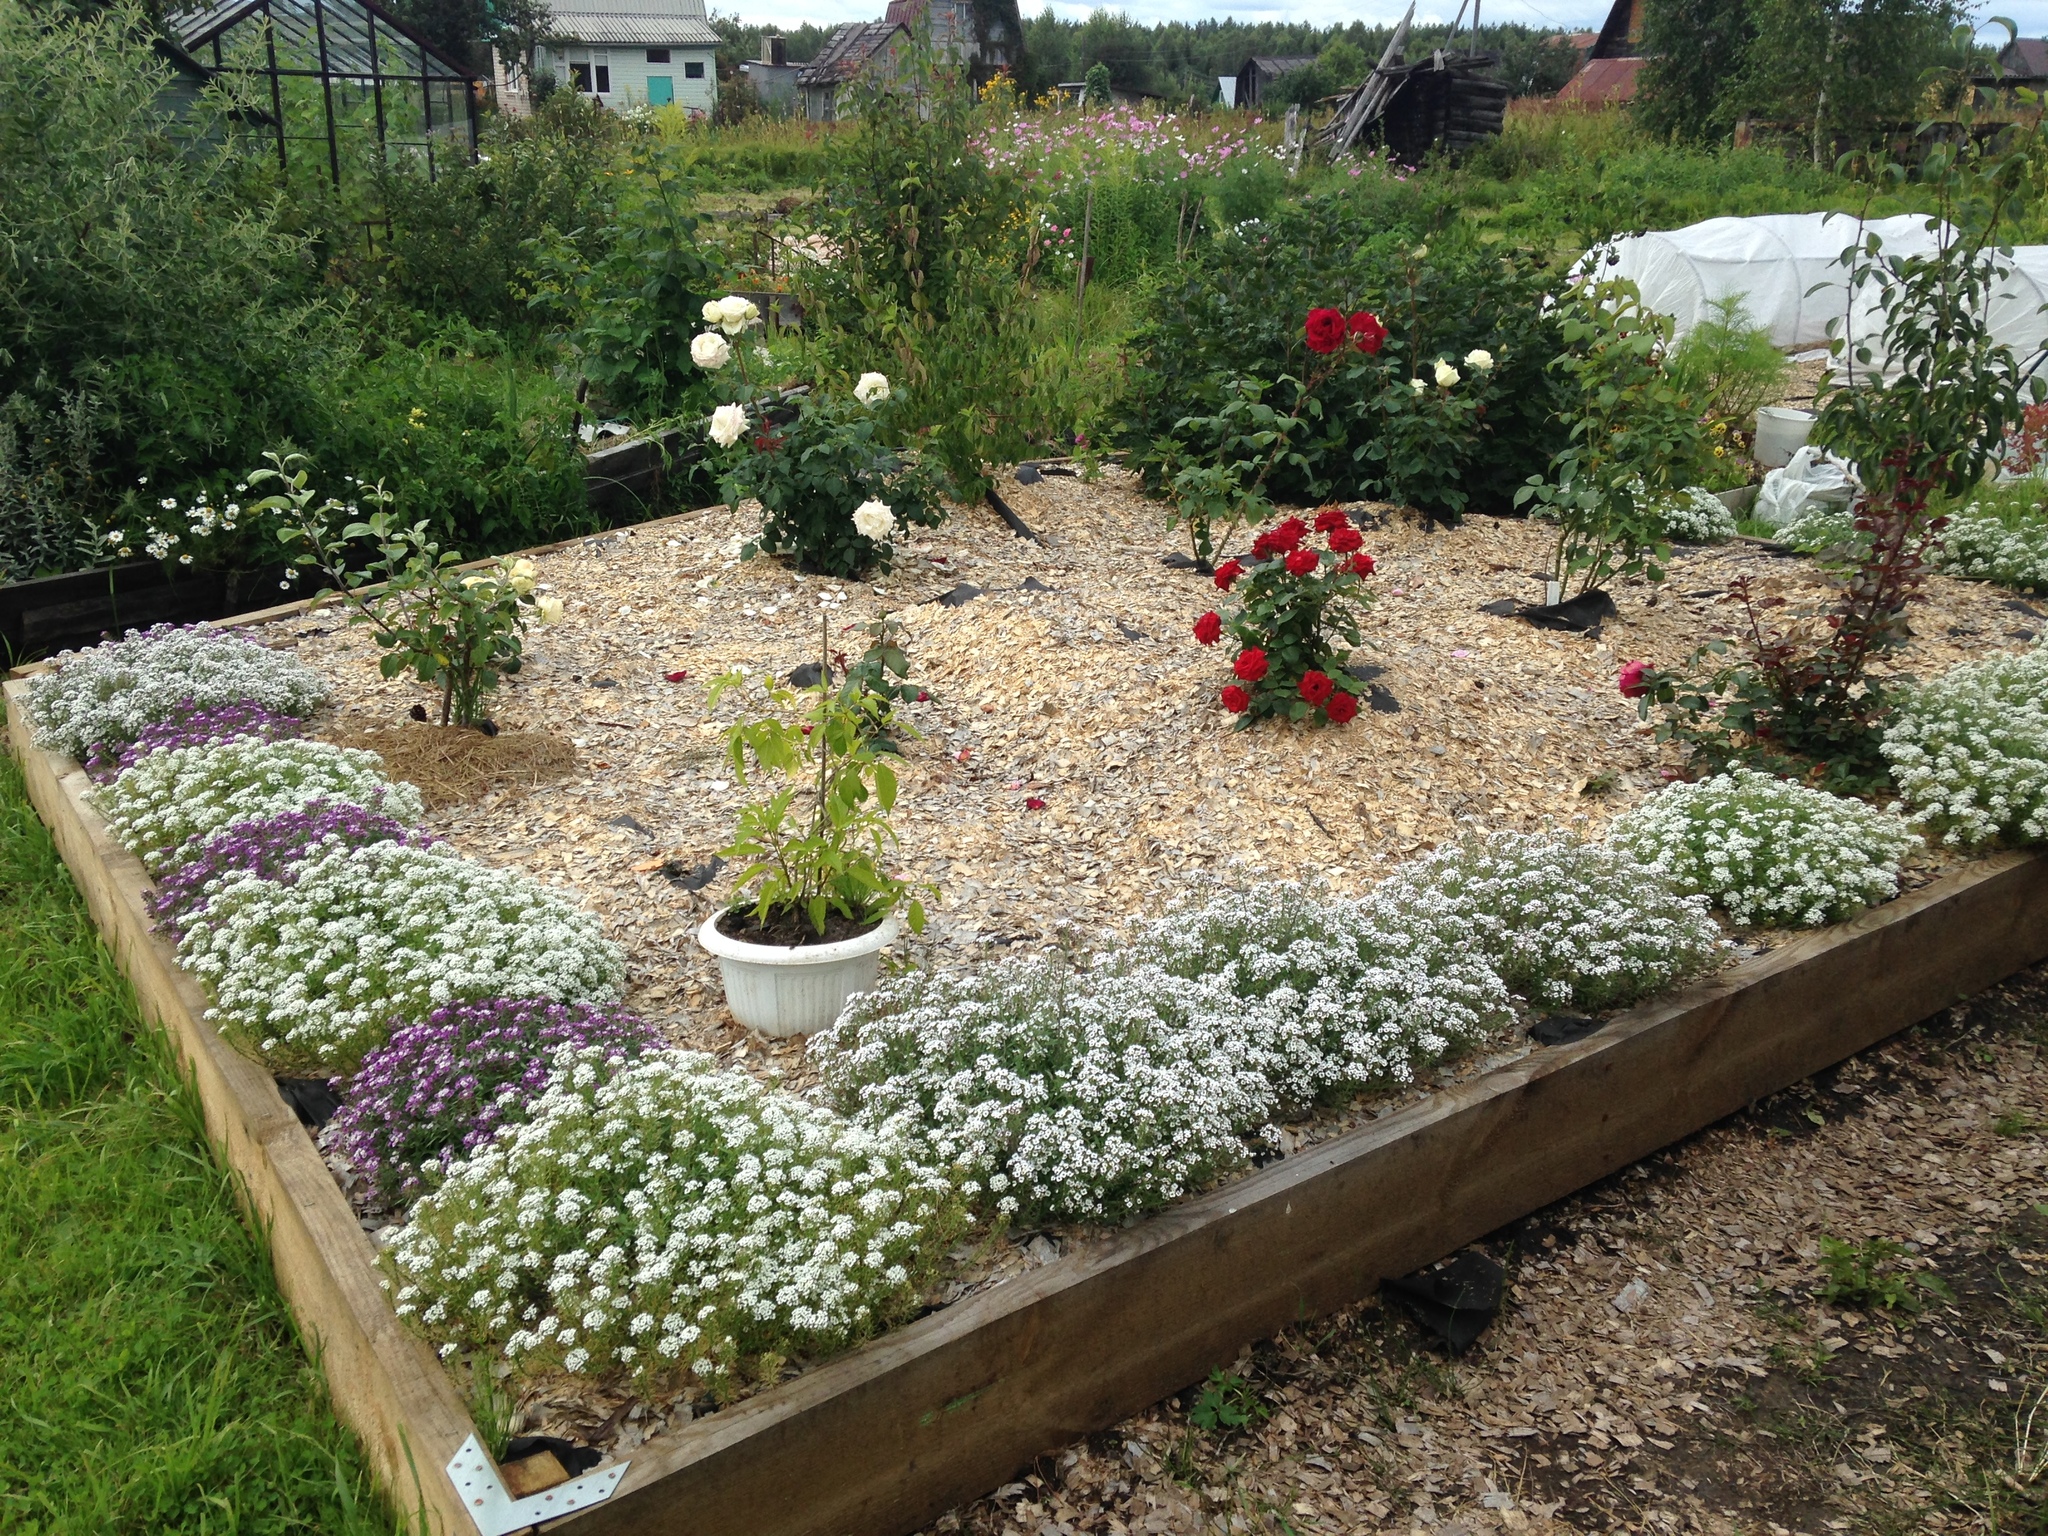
[506,557,539,595]
[691,332,732,370]
[1410,378,1427,394]
[702,299,724,324]
[851,499,896,541]
[1464,348,1495,373]
[536,594,565,624]
[1434,358,1461,388]
[708,403,749,448]
[854,371,891,405]
[717,295,758,335]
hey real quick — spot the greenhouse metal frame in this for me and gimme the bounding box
[168,0,480,186]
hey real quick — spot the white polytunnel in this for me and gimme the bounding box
[1572,212,1947,353]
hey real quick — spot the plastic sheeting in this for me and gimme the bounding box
[1574,212,1944,352]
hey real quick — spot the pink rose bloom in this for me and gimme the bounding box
[1617,661,1652,699]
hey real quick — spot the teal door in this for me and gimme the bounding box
[647,75,673,105]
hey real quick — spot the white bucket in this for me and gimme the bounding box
[698,910,901,1037]
[1753,406,1816,469]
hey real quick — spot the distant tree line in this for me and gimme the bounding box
[1637,0,1983,157]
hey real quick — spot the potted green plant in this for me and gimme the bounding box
[698,633,933,1036]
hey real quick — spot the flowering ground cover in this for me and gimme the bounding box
[19,467,2043,1480]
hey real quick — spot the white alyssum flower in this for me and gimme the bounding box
[1434,358,1461,388]
[93,738,423,872]
[716,294,760,335]
[690,332,732,370]
[851,500,896,542]
[1936,502,2048,592]
[854,371,891,405]
[1367,831,1726,1011]
[384,1047,966,1387]
[181,841,624,1073]
[1463,348,1495,373]
[1882,645,2048,848]
[708,403,748,448]
[23,625,327,761]
[1610,770,1921,928]
[815,879,1510,1225]
[1657,485,1739,544]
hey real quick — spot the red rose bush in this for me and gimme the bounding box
[1193,504,1375,726]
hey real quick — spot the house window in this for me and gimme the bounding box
[684,60,705,78]
[567,60,590,91]
[594,63,611,92]
[646,47,669,62]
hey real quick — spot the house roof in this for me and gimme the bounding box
[796,20,903,86]
[1241,55,1316,79]
[1555,53,1644,104]
[2000,37,2048,79]
[544,0,719,45]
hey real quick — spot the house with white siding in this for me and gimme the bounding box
[535,0,720,114]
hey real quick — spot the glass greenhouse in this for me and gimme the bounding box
[167,0,479,185]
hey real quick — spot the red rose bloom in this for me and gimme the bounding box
[1192,610,1223,645]
[1233,648,1269,682]
[1271,516,1308,550]
[1348,310,1388,354]
[1325,689,1360,724]
[1343,552,1376,576]
[1213,558,1245,590]
[1327,525,1364,554]
[1220,685,1251,713]
[1304,307,1347,354]
[1313,507,1351,534]
[1618,660,1652,699]
[1250,530,1281,558]
[1299,670,1335,706]
[1284,546,1319,577]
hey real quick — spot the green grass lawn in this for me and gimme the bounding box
[0,741,396,1535]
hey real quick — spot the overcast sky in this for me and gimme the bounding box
[761,2,2048,44]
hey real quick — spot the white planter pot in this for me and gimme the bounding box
[698,910,902,1038]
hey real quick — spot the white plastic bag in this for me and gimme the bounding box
[1754,445,1860,528]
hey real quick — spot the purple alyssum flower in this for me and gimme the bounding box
[328,998,668,1204]
[147,798,427,940]
[85,696,304,783]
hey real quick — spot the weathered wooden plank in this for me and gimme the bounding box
[575,849,2048,1536]
[3,683,476,1536]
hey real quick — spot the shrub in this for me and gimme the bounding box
[146,800,429,942]
[1367,831,1725,1011]
[1129,878,1513,1110]
[83,697,304,784]
[716,389,941,580]
[180,840,624,1073]
[1196,509,1375,726]
[1610,769,1921,927]
[23,625,327,762]
[1657,485,1739,544]
[1882,646,2048,848]
[813,951,1278,1226]
[1120,197,1568,517]
[330,999,668,1204]
[1936,494,2048,593]
[816,877,1512,1225]
[0,389,104,584]
[386,1047,967,1386]
[92,738,421,873]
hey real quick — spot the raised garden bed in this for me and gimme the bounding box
[8,471,2048,1534]
[8,692,2047,1535]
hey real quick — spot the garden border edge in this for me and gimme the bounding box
[8,675,2048,1536]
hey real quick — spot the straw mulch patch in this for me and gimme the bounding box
[327,724,576,810]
